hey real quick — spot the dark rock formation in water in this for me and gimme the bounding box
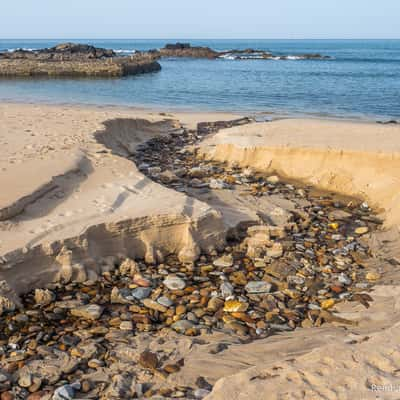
[155,42,330,60]
[0,43,161,77]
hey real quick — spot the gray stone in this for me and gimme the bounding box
[131,287,152,300]
[171,320,195,333]
[164,276,186,291]
[53,384,75,400]
[70,304,103,320]
[157,296,174,307]
[213,254,233,268]
[245,281,272,294]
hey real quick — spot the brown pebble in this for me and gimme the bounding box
[1,392,14,400]
[139,350,158,370]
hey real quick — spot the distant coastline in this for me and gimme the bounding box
[0,39,399,120]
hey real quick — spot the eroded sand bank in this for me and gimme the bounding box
[0,104,400,399]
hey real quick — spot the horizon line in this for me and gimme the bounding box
[1,37,400,41]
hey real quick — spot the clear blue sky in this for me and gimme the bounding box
[1,0,399,39]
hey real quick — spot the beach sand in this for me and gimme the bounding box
[1,102,400,399]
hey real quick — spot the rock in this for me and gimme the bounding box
[213,254,233,268]
[320,299,336,310]
[355,226,369,235]
[159,170,179,184]
[267,242,283,258]
[209,179,226,190]
[27,392,51,400]
[131,287,152,300]
[207,297,224,311]
[142,298,167,312]
[220,282,234,298]
[110,287,132,304]
[119,321,133,331]
[18,371,33,388]
[132,274,151,287]
[70,304,103,320]
[1,393,14,400]
[34,289,55,306]
[245,281,272,294]
[72,263,87,283]
[194,389,211,399]
[163,276,186,291]
[366,271,381,281]
[266,175,280,184]
[52,384,74,400]
[139,350,158,370]
[171,320,195,333]
[157,296,174,307]
[189,167,206,178]
[119,258,138,276]
[0,296,16,316]
[223,300,249,312]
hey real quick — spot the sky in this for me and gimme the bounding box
[1,0,399,39]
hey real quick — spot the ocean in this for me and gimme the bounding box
[0,39,399,120]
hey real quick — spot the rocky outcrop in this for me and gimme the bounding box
[154,42,330,60]
[0,43,161,77]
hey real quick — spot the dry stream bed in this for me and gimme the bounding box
[0,119,384,399]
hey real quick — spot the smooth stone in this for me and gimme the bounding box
[266,175,280,184]
[209,178,226,190]
[139,350,158,370]
[52,385,74,400]
[245,281,272,294]
[157,296,174,307]
[194,389,211,399]
[142,299,167,312]
[355,226,369,235]
[163,276,186,291]
[70,304,103,320]
[34,289,55,306]
[171,320,195,333]
[266,243,283,258]
[223,300,249,312]
[131,287,152,300]
[220,282,234,298]
[213,254,233,268]
[119,321,133,331]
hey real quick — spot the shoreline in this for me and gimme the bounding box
[0,99,396,124]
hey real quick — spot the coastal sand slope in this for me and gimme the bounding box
[1,106,400,399]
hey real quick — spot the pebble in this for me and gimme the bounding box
[131,287,152,300]
[194,389,211,399]
[157,296,174,307]
[355,226,369,235]
[119,321,133,331]
[213,254,233,268]
[366,271,381,281]
[245,281,272,294]
[163,276,186,290]
[139,350,158,370]
[171,320,195,333]
[223,300,249,312]
[70,304,103,320]
[34,289,55,306]
[142,298,167,312]
[52,385,74,400]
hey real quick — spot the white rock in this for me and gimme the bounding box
[34,289,55,306]
[163,276,186,291]
[245,281,272,294]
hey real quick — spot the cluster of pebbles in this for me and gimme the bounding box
[0,119,383,399]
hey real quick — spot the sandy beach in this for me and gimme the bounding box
[1,102,400,399]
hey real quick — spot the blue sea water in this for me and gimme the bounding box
[0,39,399,120]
